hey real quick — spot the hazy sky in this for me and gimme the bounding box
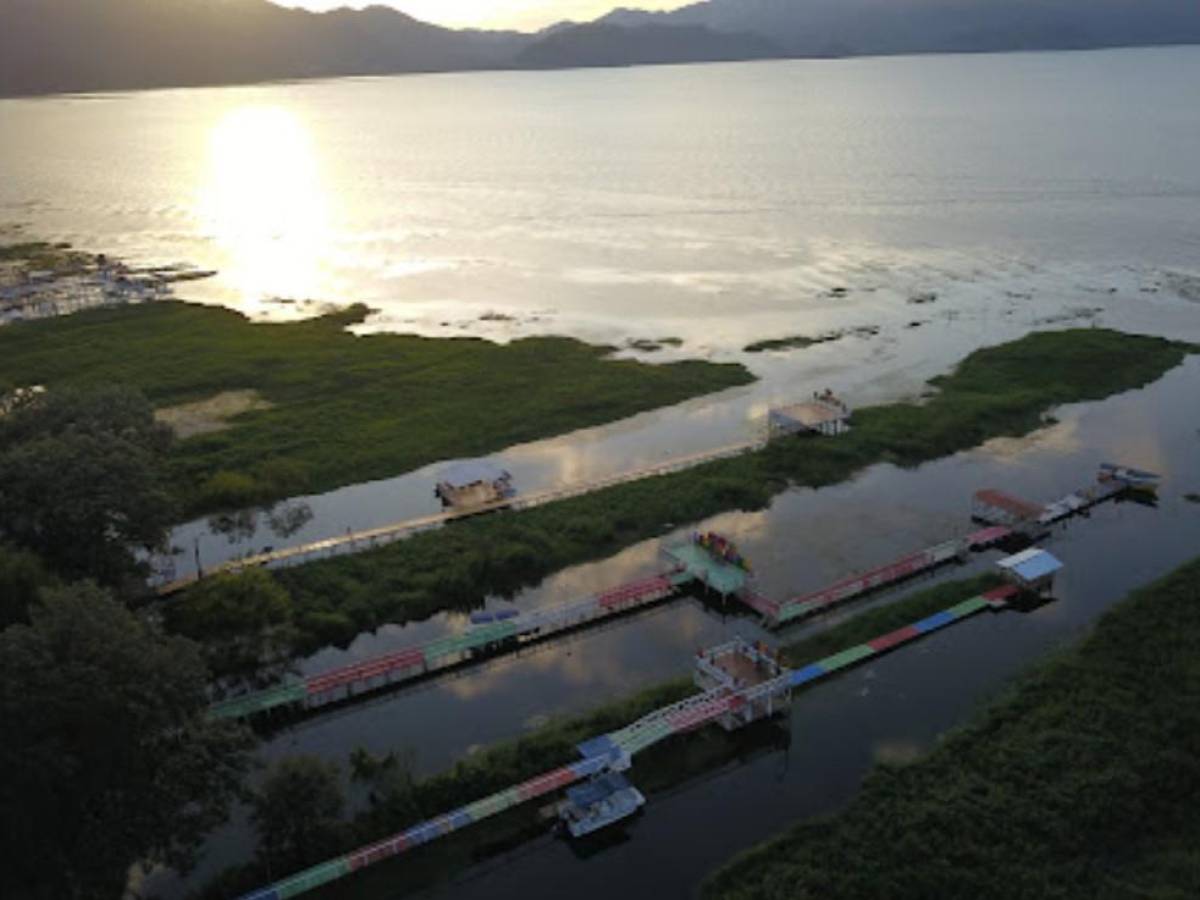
[278,1,680,31]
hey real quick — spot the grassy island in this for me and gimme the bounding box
[265,328,1191,653]
[0,301,754,516]
[703,555,1200,900]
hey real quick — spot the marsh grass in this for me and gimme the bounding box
[204,571,1014,899]
[0,240,91,272]
[270,329,1191,653]
[703,556,1200,900]
[0,301,753,516]
[743,334,826,353]
[779,572,1005,667]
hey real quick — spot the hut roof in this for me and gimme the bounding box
[437,460,510,489]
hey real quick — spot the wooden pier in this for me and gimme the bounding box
[210,468,1137,722]
[769,538,964,626]
[159,437,766,596]
[236,582,1020,900]
[210,574,678,720]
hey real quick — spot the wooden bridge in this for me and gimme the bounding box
[236,583,1018,900]
[157,437,765,595]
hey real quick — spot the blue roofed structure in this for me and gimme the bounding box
[565,772,633,808]
[997,548,1063,591]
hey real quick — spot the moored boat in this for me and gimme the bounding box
[558,772,645,838]
[1099,463,1162,493]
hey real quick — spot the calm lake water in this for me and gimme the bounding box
[157,356,1200,899]
[5,47,1199,899]
[2,46,1199,353]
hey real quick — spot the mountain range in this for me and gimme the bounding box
[2,0,1199,97]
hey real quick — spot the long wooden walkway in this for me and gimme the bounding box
[207,468,1136,723]
[237,583,1018,900]
[158,437,764,595]
[210,574,679,720]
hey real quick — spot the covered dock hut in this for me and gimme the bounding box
[996,548,1063,596]
[768,389,852,438]
[694,638,790,728]
[971,488,1045,529]
[434,460,515,510]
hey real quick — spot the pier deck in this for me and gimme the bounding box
[210,469,1136,722]
[238,584,1016,900]
[159,437,765,595]
[210,573,678,720]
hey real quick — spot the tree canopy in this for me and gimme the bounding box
[0,542,56,629]
[252,755,346,874]
[0,384,177,587]
[0,582,253,899]
[166,568,298,683]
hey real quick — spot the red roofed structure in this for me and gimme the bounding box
[971,488,1044,526]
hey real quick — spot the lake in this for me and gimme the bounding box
[11,47,1190,579]
[6,46,1200,899]
[2,47,1198,356]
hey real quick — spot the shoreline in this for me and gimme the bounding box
[195,573,1006,900]
[702,554,1200,900]
[255,328,1193,656]
[5,42,1200,102]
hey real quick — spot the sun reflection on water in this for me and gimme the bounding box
[196,106,331,309]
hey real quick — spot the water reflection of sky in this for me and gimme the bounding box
[273,356,1200,775]
[159,355,1199,897]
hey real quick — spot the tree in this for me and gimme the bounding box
[0,385,177,588]
[0,582,254,900]
[252,756,345,873]
[351,746,420,828]
[0,542,56,629]
[165,569,298,683]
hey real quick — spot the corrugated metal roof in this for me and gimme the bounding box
[998,548,1063,582]
[973,489,1044,518]
[566,772,633,808]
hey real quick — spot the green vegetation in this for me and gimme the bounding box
[0,384,177,590]
[0,378,256,898]
[0,240,91,273]
[206,571,1006,898]
[0,582,253,899]
[164,569,297,683]
[201,679,695,898]
[779,572,1004,667]
[1185,493,1200,504]
[0,543,57,630]
[253,756,346,875]
[260,329,1191,654]
[743,334,826,353]
[704,556,1200,900]
[0,301,753,516]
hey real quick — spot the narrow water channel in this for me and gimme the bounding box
[405,360,1200,900]
[157,274,1200,584]
[161,356,1199,898]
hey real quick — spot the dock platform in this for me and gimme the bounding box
[236,581,1020,900]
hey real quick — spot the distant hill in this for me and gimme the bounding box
[597,0,1200,58]
[0,0,519,96]
[516,22,783,69]
[2,0,1199,97]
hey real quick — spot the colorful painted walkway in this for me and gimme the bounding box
[237,583,1018,900]
[210,575,677,720]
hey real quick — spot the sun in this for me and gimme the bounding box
[196,106,332,308]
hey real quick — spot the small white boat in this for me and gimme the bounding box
[1099,463,1162,492]
[558,772,645,838]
